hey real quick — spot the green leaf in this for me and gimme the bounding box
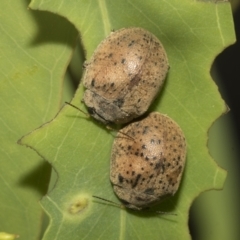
[0,0,77,239]
[10,0,236,239]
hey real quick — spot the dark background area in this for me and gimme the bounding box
[215,5,240,151]
[189,3,240,240]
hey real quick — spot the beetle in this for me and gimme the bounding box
[82,28,169,124]
[110,112,186,210]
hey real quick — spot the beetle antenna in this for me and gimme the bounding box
[65,102,90,117]
[92,195,177,215]
[107,126,135,142]
[92,195,124,208]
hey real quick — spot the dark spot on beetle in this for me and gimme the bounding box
[121,58,126,64]
[87,107,96,115]
[91,79,95,87]
[132,171,135,176]
[142,145,146,149]
[128,40,135,47]
[113,98,124,108]
[135,196,145,202]
[144,188,155,195]
[132,174,141,188]
[154,162,161,170]
[128,146,132,150]
[145,156,149,161]
[149,174,154,179]
[128,74,141,90]
[143,126,148,134]
[118,174,124,183]
[108,53,113,58]
[110,82,115,87]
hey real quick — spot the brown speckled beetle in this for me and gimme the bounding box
[83,28,169,124]
[110,112,186,210]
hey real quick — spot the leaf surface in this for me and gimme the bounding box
[20,0,235,239]
[0,0,77,239]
